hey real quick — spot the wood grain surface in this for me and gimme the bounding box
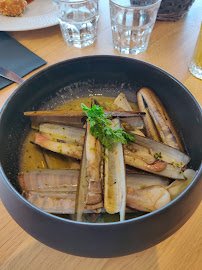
[0,1,202,269]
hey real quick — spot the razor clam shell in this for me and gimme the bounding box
[113,93,144,129]
[24,191,76,214]
[124,149,156,165]
[124,142,150,153]
[104,118,126,221]
[24,190,104,214]
[120,117,144,129]
[125,155,184,179]
[76,125,103,221]
[25,110,87,128]
[39,123,85,145]
[167,169,196,200]
[126,173,170,189]
[75,129,88,222]
[137,90,161,142]
[134,134,190,167]
[114,93,133,111]
[18,169,78,192]
[24,110,144,117]
[34,132,83,160]
[85,122,103,205]
[137,87,184,151]
[32,116,85,128]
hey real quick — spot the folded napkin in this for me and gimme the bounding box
[0,31,46,90]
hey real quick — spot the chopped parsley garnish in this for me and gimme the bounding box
[81,103,135,150]
[154,152,163,160]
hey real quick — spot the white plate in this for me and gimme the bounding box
[0,0,58,31]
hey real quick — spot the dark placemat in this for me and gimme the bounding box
[0,31,47,90]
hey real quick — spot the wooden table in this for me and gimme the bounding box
[0,1,201,269]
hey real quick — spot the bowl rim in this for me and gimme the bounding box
[0,55,202,226]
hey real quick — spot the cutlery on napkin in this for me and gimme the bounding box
[0,31,46,90]
[0,65,24,84]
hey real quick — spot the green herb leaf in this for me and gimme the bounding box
[81,103,135,150]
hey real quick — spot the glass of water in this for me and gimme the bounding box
[53,0,99,48]
[109,0,162,55]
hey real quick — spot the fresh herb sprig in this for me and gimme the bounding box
[81,103,135,150]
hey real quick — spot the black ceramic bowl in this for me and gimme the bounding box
[0,56,201,258]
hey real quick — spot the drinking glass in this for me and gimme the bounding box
[189,23,202,80]
[109,0,162,55]
[52,0,99,48]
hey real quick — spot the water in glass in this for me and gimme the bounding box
[110,0,161,55]
[53,0,99,48]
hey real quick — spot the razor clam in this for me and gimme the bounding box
[167,169,196,200]
[25,109,145,129]
[113,93,144,130]
[24,110,145,117]
[137,87,184,151]
[76,123,103,221]
[34,132,83,160]
[114,93,133,111]
[124,134,190,179]
[104,118,126,221]
[24,191,76,214]
[25,189,102,214]
[39,123,85,145]
[18,169,78,192]
[25,110,87,128]
[124,155,184,179]
[74,135,87,221]
[125,147,156,164]
[133,134,190,167]
[85,122,103,204]
[127,174,170,189]
[125,142,151,154]
[126,185,171,212]
[137,89,160,142]
[35,123,83,169]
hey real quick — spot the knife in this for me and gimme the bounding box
[0,66,24,84]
